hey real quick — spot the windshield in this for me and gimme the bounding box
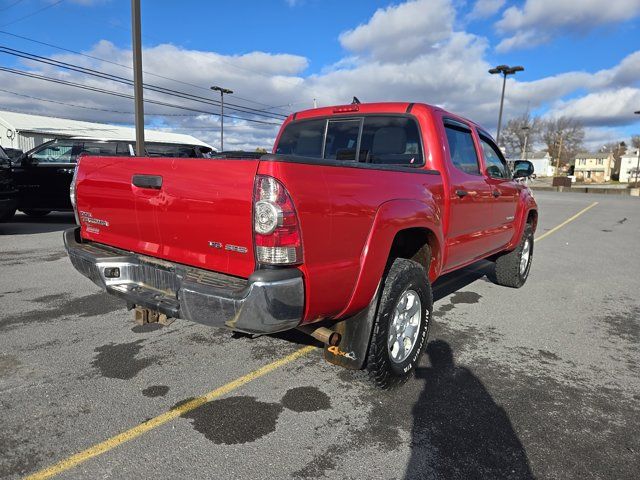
[275,115,424,166]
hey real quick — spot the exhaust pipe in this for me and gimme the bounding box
[297,325,341,346]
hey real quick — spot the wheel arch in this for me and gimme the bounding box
[336,199,443,319]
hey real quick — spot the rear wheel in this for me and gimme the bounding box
[21,209,51,217]
[366,257,432,389]
[494,223,534,288]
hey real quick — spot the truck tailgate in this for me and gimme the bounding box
[75,156,259,278]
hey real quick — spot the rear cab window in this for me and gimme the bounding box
[275,115,424,167]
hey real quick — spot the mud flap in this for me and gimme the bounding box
[323,286,380,370]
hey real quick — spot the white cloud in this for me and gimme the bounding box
[1,0,639,150]
[496,0,640,51]
[339,0,455,62]
[468,0,505,19]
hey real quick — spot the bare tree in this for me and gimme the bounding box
[601,141,627,162]
[542,117,585,168]
[631,135,640,150]
[500,112,542,158]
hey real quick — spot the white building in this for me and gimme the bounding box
[508,151,554,177]
[619,149,640,183]
[0,110,212,152]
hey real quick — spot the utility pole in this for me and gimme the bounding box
[131,0,145,156]
[521,125,530,160]
[489,65,524,144]
[635,111,640,187]
[211,85,233,152]
[555,134,564,173]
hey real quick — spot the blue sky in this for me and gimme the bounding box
[0,0,639,150]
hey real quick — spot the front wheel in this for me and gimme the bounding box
[494,224,534,288]
[366,258,432,389]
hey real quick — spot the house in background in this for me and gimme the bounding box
[619,149,640,183]
[526,151,555,177]
[573,152,615,183]
[506,151,555,177]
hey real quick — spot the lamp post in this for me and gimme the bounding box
[489,65,524,144]
[211,85,234,152]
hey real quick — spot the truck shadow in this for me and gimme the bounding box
[0,213,75,235]
[404,340,534,479]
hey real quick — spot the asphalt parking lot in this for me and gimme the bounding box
[1,191,639,480]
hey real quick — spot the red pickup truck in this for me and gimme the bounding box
[64,102,537,388]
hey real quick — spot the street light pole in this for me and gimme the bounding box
[131,0,145,155]
[211,85,233,152]
[489,65,524,144]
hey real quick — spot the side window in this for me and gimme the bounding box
[479,136,509,179]
[359,116,423,165]
[275,119,325,158]
[116,142,132,156]
[31,142,75,163]
[324,119,360,161]
[444,126,480,175]
[80,142,118,156]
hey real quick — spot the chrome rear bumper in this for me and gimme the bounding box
[63,228,304,334]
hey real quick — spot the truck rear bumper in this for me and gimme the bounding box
[63,228,304,334]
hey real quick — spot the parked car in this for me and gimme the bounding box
[9,138,214,219]
[64,102,537,388]
[3,147,23,160]
[0,145,18,222]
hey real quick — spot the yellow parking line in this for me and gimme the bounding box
[535,201,598,242]
[26,201,599,480]
[26,345,316,480]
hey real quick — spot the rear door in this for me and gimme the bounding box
[477,133,519,248]
[441,119,495,270]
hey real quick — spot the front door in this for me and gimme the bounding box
[478,133,519,248]
[14,140,80,211]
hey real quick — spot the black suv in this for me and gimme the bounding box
[9,138,214,219]
[0,145,18,222]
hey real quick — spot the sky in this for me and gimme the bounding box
[0,0,639,151]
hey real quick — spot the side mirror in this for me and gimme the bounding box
[513,160,534,179]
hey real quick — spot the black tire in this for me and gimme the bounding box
[0,207,16,222]
[21,209,51,217]
[494,223,534,288]
[366,258,433,389]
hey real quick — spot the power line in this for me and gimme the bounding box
[0,29,295,114]
[0,66,282,125]
[0,0,64,28]
[0,45,289,120]
[0,87,208,116]
[0,0,26,13]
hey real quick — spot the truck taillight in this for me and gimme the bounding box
[253,175,302,265]
[70,157,80,225]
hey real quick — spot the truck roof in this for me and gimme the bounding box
[289,101,484,132]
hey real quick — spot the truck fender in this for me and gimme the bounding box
[336,198,443,320]
[506,189,538,250]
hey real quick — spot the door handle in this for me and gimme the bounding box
[455,189,468,198]
[132,174,162,189]
[492,189,501,198]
